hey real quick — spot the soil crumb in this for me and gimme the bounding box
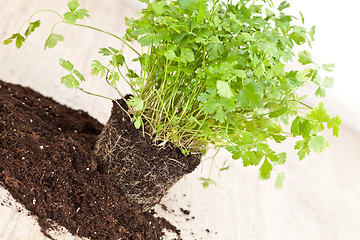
[180,208,190,215]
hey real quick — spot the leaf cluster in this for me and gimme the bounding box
[3,20,40,48]
[3,0,89,50]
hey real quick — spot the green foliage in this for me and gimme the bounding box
[199,177,218,189]
[59,58,85,88]
[275,172,285,188]
[4,0,341,188]
[298,50,313,65]
[25,20,41,37]
[290,102,341,160]
[45,33,64,49]
[3,33,25,49]
[3,20,41,48]
[64,0,89,24]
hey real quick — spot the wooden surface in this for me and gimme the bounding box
[1,1,360,239]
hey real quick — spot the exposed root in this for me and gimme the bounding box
[94,100,200,211]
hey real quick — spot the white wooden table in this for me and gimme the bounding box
[1,1,359,239]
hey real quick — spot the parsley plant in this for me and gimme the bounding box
[4,0,341,187]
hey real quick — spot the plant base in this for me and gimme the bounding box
[95,100,201,212]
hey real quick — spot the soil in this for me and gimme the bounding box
[0,80,181,240]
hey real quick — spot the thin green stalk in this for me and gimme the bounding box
[71,23,141,56]
[78,88,131,119]
[104,70,124,99]
[299,101,313,109]
[19,9,64,32]
[116,66,137,93]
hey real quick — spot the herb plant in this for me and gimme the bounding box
[4,0,341,188]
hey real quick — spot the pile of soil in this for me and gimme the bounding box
[0,80,180,240]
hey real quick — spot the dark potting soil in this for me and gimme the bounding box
[0,80,181,240]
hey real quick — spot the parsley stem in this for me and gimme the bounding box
[78,88,131,119]
[116,66,137,93]
[104,70,123,98]
[299,101,313,109]
[50,21,63,33]
[19,9,64,33]
[71,23,141,56]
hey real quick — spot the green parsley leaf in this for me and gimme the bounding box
[68,0,79,12]
[289,26,307,45]
[322,77,334,88]
[73,69,86,82]
[108,47,119,54]
[90,60,106,77]
[75,9,89,19]
[294,139,310,160]
[138,33,161,47]
[296,68,311,83]
[322,63,335,72]
[112,54,125,67]
[198,92,211,103]
[204,100,218,114]
[237,80,262,108]
[308,135,329,154]
[60,74,79,88]
[3,34,17,45]
[327,115,342,137]
[242,151,263,167]
[164,49,177,59]
[215,106,227,123]
[307,102,331,123]
[217,81,234,99]
[180,48,194,63]
[127,97,145,111]
[315,87,326,97]
[109,72,119,85]
[151,1,166,15]
[16,34,26,48]
[275,172,285,188]
[206,37,224,60]
[199,177,217,189]
[309,26,316,41]
[24,20,41,38]
[59,58,74,71]
[266,9,275,20]
[299,11,305,24]
[179,0,196,12]
[197,1,208,23]
[98,47,112,56]
[64,0,89,24]
[278,1,291,11]
[259,159,272,180]
[126,69,139,79]
[44,33,64,49]
[291,116,313,137]
[64,12,77,24]
[298,50,313,65]
[233,70,246,79]
[3,33,25,49]
[134,115,143,129]
[277,153,286,165]
[269,108,288,118]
